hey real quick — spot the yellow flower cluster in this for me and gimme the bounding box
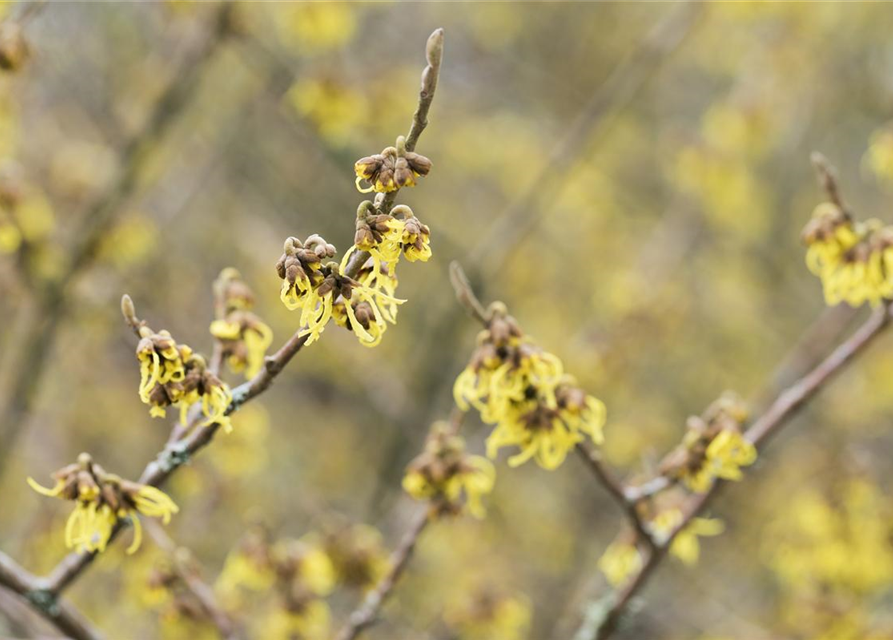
[649,508,725,566]
[354,138,432,194]
[445,588,532,640]
[330,203,430,347]
[276,234,403,347]
[597,540,642,588]
[802,202,893,307]
[402,421,496,519]
[661,392,756,493]
[764,480,893,640]
[453,303,606,470]
[136,324,232,429]
[216,528,337,640]
[28,453,178,554]
[209,268,273,379]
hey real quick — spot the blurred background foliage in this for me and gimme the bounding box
[2,2,893,639]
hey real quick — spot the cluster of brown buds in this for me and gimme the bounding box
[0,20,29,72]
[276,234,336,311]
[659,391,757,493]
[209,268,273,379]
[354,136,432,194]
[402,422,495,519]
[28,453,178,554]
[124,294,233,428]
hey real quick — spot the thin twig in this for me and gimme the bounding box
[575,444,655,548]
[335,508,431,640]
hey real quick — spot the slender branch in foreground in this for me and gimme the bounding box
[144,520,241,640]
[335,508,432,640]
[0,554,104,640]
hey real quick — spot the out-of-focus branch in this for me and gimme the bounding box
[0,553,104,640]
[144,519,241,640]
[335,508,431,640]
[0,3,236,479]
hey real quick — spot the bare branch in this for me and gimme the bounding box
[0,552,104,640]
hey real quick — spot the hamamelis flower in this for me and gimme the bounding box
[403,422,496,518]
[802,202,893,307]
[310,258,405,348]
[316,522,388,591]
[216,526,277,606]
[276,234,335,313]
[649,508,725,565]
[209,269,274,379]
[485,376,606,470]
[352,200,403,263]
[347,202,433,271]
[28,453,178,554]
[661,392,756,493]
[135,324,232,430]
[454,303,606,470]
[598,539,642,588]
[277,235,400,347]
[445,588,532,640]
[392,204,432,262]
[354,137,431,194]
[261,601,331,640]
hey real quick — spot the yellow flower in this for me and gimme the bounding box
[651,509,725,565]
[704,429,757,481]
[403,423,496,518]
[28,454,178,554]
[801,202,893,308]
[354,142,432,194]
[671,517,724,565]
[260,601,331,640]
[210,269,274,379]
[598,541,642,588]
[454,305,606,470]
[445,591,532,640]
